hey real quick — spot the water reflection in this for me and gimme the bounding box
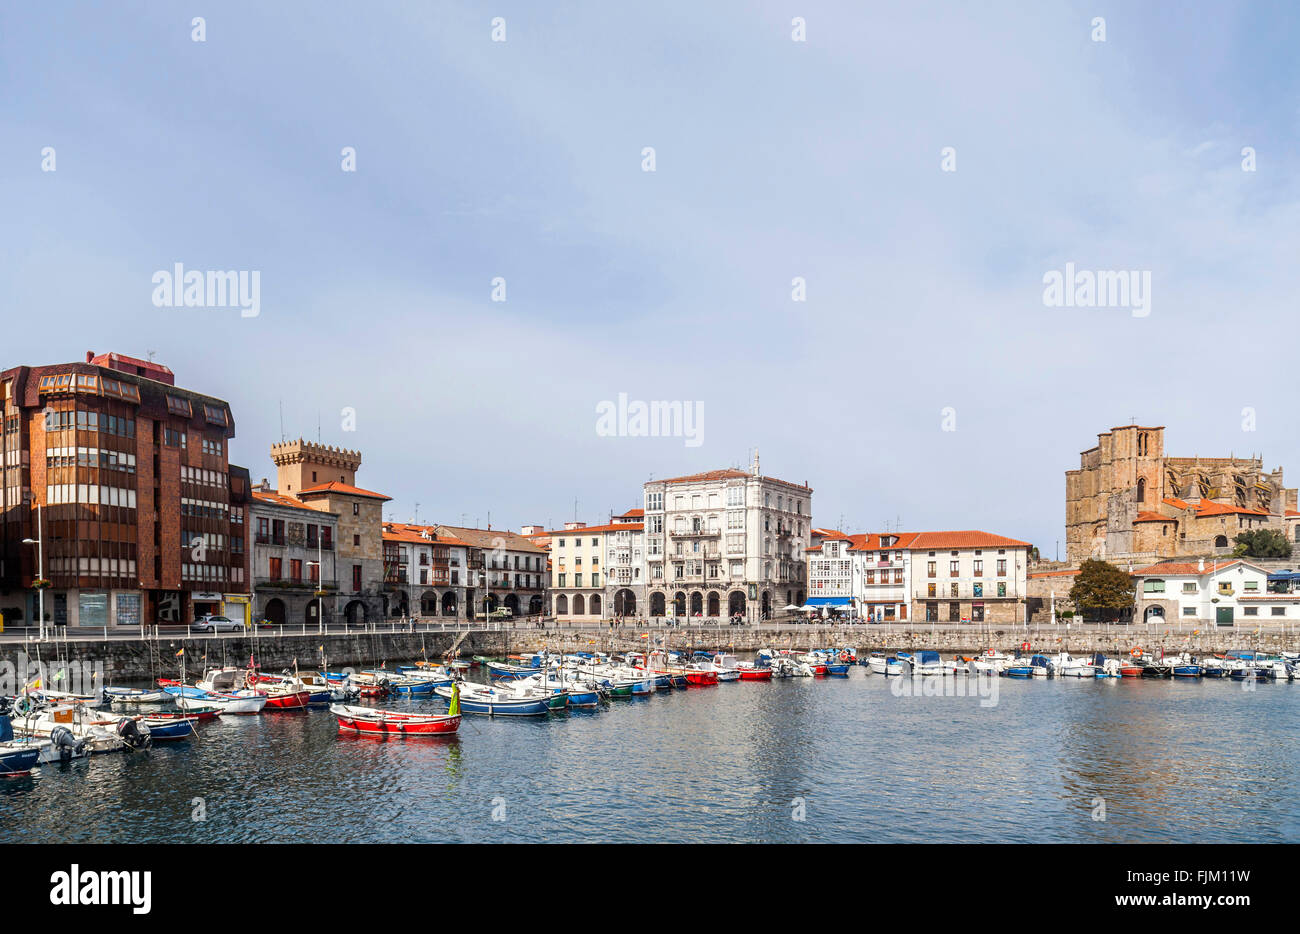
[1,673,1297,843]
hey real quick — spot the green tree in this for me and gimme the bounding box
[1232,528,1292,559]
[1067,559,1135,622]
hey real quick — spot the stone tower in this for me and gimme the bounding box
[270,439,362,494]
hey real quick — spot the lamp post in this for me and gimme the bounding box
[22,503,45,640]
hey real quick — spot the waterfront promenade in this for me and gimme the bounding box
[3,614,1296,682]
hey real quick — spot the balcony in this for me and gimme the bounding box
[672,528,720,538]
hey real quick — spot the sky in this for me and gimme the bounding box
[4,1,1299,555]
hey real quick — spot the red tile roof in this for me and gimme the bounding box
[1161,497,1269,518]
[1029,569,1081,579]
[251,490,321,512]
[616,508,644,518]
[660,468,751,484]
[1134,511,1174,523]
[297,481,391,501]
[1130,559,1260,577]
[906,530,1033,550]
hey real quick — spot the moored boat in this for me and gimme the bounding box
[331,702,461,737]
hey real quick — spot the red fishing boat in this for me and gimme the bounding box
[738,667,772,681]
[330,704,461,737]
[261,686,311,710]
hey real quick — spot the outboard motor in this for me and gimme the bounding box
[116,716,152,752]
[50,725,89,763]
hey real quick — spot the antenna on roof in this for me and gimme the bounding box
[279,400,285,443]
[414,501,420,524]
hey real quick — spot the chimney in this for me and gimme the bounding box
[86,351,94,363]
[751,448,760,477]
[1198,557,1205,573]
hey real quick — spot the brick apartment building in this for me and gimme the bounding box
[0,352,248,628]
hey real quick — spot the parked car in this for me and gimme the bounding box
[191,614,242,633]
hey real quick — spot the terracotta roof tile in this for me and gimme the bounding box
[906,530,1033,550]
[297,481,391,501]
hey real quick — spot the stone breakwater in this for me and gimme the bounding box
[6,626,1295,681]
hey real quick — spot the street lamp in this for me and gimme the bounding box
[22,502,45,640]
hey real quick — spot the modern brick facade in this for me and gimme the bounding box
[0,352,243,628]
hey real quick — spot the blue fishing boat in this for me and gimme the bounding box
[1004,654,1054,679]
[432,682,553,716]
[139,714,199,741]
[0,710,42,776]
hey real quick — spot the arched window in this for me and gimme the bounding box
[1214,535,1228,548]
[1136,478,1146,503]
[573,594,585,616]
[556,594,569,615]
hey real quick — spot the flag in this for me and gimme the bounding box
[53,669,65,683]
[175,649,185,657]
[26,677,41,691]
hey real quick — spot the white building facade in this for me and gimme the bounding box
[643,457,812,622]
[1132,558,1300,626]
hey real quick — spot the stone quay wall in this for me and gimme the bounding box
[7,624,1297,683]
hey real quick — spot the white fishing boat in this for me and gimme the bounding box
[866,652,906,675]
[970,650,1012,675]
[9,705,125,754]
[103,686,170,705]
[163,684,268,715]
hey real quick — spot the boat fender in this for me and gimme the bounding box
[1020,641,1031,652]
[13,696,34,717]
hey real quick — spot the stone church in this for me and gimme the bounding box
[1065,425,1298,563]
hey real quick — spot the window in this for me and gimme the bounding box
[164,428,186,447]
[1183,607,1196,616]
[203,404,228,426]
[1271,607,1285,616]
[950,560,959,577]
[927,561,936,578]
[1143,580,1165,593]
[996,582,1006,597]
[973,560,983,577]
[1243,607,1258,616]
[1244,581,1259,592]
[352,503,360,516]
[352,565,362,591]
[1182,582,1197,593]
[166,395,192,417]
[290,559,302,581]
[268,557,282,579]
[997,559,1007,577]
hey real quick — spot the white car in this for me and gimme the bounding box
[191,615,242,633]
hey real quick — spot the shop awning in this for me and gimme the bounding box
[805,597,851,607]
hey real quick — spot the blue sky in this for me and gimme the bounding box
[4,2,1299,553]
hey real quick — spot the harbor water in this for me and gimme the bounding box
[3,670,1297,843]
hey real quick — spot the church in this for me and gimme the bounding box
[1065,425,1298,564]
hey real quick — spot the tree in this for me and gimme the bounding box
[1232,528,1292,560]
[1068,559,1135,622]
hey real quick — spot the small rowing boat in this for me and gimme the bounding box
[331,702,461,737]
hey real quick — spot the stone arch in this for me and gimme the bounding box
[650,592,666,616]
[1214,535,1229,548]
[504,594,520,615]
[555,594,569,616]
[590,594,602,615]
[728,591,746,617]
[689,592,703,616]
[421,591,439,616]
[441,591,457,616]
[761,590,771,619]
[707,592,720,617]
[264,598,286,627]
[573,594,586,616]
[673,592,687,616]
[1137,477,1146,503]
[305,599,321,627]
[528,595,542,615]
[614,589,635,616]
[344,599,367,625]
[1144,605,1165,623]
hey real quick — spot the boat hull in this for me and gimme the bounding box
[332,705,461,736]
[0,745,41,776]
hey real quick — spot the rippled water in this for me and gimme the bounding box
[3,670,1297,843]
